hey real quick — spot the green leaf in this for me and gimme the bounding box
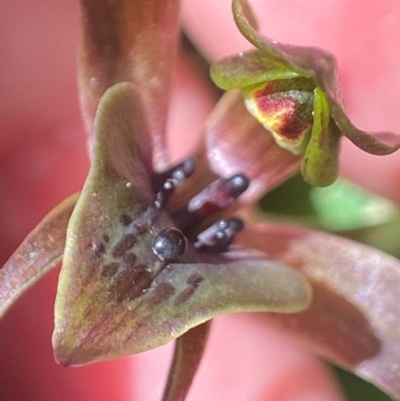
[333,365,395,401]
[310,179,398,230]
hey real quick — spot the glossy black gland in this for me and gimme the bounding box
[152,157,196,193]
[188,174,249,213]
[194,217,244,252]
[153,178,176,209]
[172,174,249,232]
[152,157,249,256]
[153,158,197,209]
[152,228,187,263]
[220,174,250,199]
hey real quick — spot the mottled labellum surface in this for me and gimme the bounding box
[52,82,311,366]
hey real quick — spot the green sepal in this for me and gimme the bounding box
[210,50,301,90]
[301,87,340,186]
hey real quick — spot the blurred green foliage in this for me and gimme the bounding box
[260,173,315,217]
[332,365,394,401]
[260,173,400,258]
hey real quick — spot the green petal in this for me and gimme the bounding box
[301,87,341,186]
[313,69,400,155]
[0,193,78,318]
[210,50,300,90]
[232,0,338,81]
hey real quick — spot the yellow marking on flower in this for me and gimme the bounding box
[242,79,315,154]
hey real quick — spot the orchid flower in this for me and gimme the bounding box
[1,1,400,401]
[210,0,400,187]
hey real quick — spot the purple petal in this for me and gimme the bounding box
[189,90,301,204]
[239,223,400,399]
[162,321,212,401]
[0,193,78,318]
[79,0,180,166]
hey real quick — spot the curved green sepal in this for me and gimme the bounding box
[301,88,340,186]
[232,0,312,78]
[328,99,400,155]
[0,193,79,318]
[210,50,300,90]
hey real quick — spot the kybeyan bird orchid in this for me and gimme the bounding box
[1,0,400,400]
[211,0,400,187]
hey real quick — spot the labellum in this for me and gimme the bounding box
[52,82,311,366]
